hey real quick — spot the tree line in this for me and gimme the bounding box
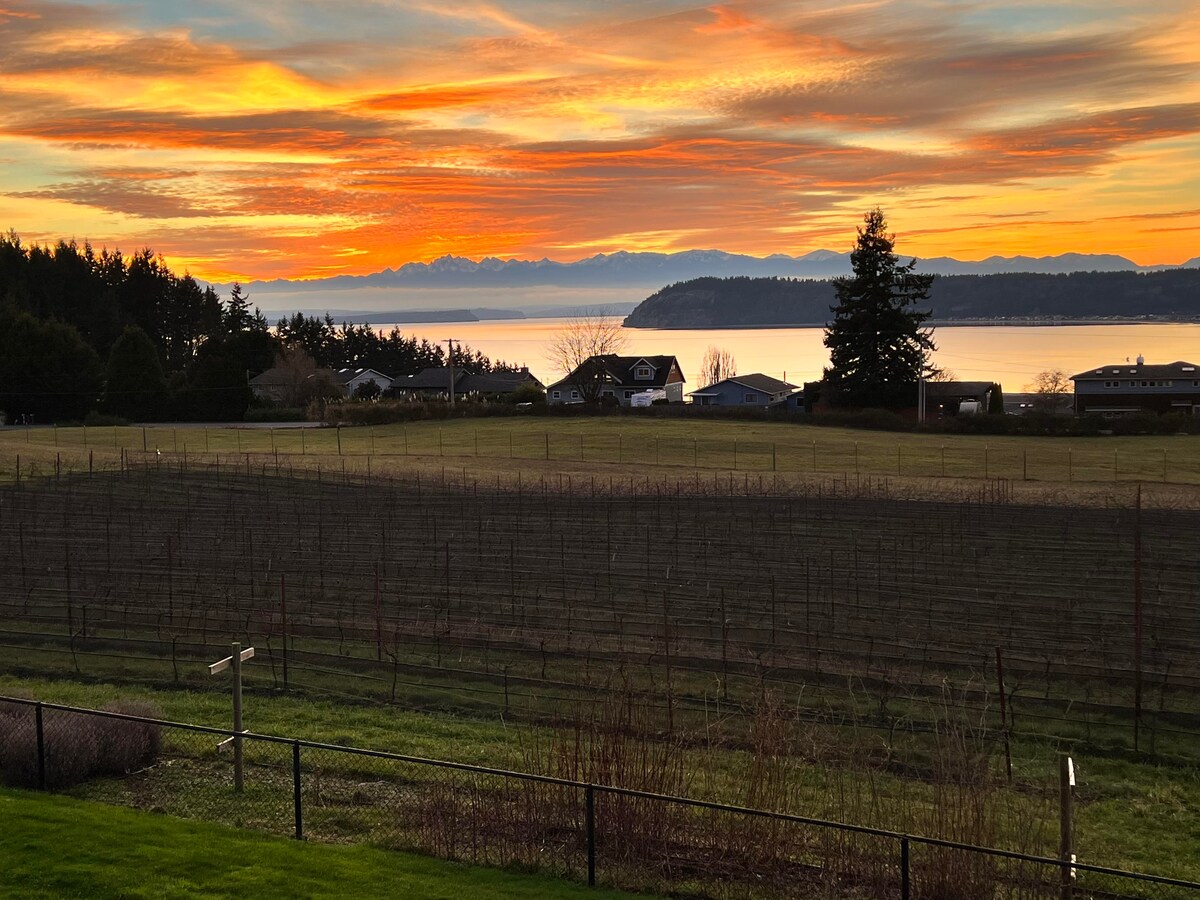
[625,268,1200,328]
[0,233,506,423]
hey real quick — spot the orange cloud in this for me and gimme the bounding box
[696,6,758,34]
[1,0,1198,278]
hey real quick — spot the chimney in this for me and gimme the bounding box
[1136,354,1145,366]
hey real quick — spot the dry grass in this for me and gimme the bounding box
[5,419,1200,504]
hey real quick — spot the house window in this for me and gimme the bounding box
[744,393,758,402]
[624,390,634,399]
[551,390,561,399]
[635,366,652,378]
[602,389,614,396]
[571,391,580,400]
[1164,380,1173,387]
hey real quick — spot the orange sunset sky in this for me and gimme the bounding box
[2,0,1199,281]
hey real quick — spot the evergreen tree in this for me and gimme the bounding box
[823,209,935,409]
[0,310,104,422]
[104,325,168,420]
[224,283,255,333]
[988,383,1005,415]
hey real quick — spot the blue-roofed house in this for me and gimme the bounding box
[688,373,797,407]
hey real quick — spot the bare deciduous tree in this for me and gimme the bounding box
[1030,369,1072,413]
[275,344,339,407]
[699,346,736,387]
[546,309,627,403]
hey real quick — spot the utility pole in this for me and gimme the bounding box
[445,338,457,406]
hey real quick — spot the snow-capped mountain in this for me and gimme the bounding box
[223,249,1180,295]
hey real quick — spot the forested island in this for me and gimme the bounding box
[623,269,1200,328]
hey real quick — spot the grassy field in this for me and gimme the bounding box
[3,674,1200,887]
[4,420,1200,896]
[0,787,648,899]
[4,416,1200,493]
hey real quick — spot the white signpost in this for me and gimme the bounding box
[209,641,254,792]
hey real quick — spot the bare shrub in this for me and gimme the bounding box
[39,711,100,789]
[95,701,163,775]
[0,701,163,788]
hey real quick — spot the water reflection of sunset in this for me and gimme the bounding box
[368,320,1200,392]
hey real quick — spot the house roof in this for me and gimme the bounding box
[548,355,683,390]
[458,370,544,393]
[249,367,286,386]
[1071,361,1200,380]
[398,366,467,389]
[250,366,336,386]
[925,381,994,398]
[332,367,390,385]
[690,373,797,395]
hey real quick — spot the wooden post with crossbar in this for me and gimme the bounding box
[209,641,255,792]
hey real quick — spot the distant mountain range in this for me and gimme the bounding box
[220,249,1200,295]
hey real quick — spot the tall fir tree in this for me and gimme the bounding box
[104,324,168,420]
[822,209,936,409]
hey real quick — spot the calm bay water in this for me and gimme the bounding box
[380,319,1200,393]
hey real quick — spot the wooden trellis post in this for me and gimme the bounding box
[209,641,255,792]
[1060,754,1076,900]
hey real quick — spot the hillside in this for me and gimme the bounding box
[623,269,1200,328]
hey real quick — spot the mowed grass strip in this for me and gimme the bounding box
[5,418,1200,487]
[0,788,649,900]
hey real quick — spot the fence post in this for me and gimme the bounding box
[586,784,596,887]
[35,702,46,790]
[293,741,303,840]
[900,836,910,900]
[996,647,1013,784]
[1060,754,1075,900]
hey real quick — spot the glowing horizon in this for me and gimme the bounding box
[2,1,1198,281]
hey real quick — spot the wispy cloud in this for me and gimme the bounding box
[1,0,1198,277]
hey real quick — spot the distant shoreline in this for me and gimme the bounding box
[624,316,1200,330]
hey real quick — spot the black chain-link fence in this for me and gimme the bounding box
[2,696,1197,900]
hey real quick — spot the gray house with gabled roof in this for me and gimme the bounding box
[688,373,797,407]
[547,355,685,405]
[1071,358,1200,416]
[332,367,392,397]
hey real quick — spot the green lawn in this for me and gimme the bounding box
[0,788,647,899]
[5,417,1200,489]
[5,675,1200,885]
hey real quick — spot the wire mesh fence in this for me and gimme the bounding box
[2,697,1198,900]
